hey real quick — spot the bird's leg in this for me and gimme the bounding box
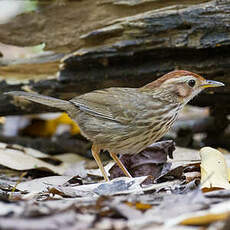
[109,152,132,178]
[91,145,109,182]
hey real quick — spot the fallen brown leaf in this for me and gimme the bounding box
[109,140,175,182]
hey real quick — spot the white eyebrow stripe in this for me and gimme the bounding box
[164,75,195,84]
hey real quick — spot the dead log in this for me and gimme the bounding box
[0,0,229,115]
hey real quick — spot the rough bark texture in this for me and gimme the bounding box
[0,0,229,115]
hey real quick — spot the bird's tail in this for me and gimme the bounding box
[5,91,73,111]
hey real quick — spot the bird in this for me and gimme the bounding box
[5,70,224,181]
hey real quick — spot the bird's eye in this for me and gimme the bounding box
[188,79,196,87]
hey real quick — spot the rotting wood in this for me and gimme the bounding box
[0,0,229,116]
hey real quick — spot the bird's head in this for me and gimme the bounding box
[142,70,224,104]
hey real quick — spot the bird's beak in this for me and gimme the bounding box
[201,80,225,88]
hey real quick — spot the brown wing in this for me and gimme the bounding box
[70,87,147,124]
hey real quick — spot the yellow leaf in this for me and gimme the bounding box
[135,202,152,210]
[180,212,229,225]
[55,113,80,135]
[125,201,152,211]
[200,147,230,191]
[176,200,230,226]
[22,113,80,137]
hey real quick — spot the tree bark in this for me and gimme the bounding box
[0,0,229,115]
